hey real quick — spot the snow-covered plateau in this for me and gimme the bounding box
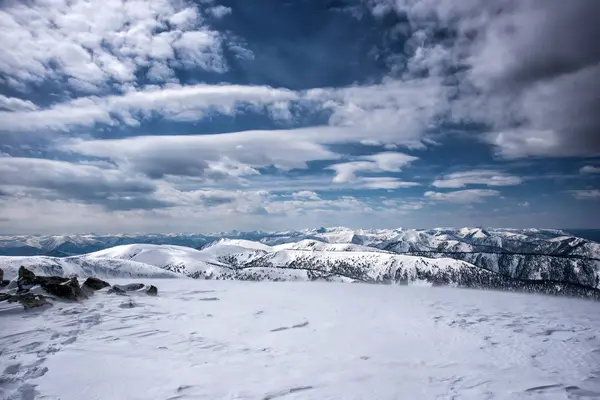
[1,279,600,399]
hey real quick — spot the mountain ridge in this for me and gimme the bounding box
[1,227,598,290]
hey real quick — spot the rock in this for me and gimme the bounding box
[110,283,145,292]
[107,286,127,295]
[121,283,145,291]
[145,285,158,296]
[1,292,51,310]
[17,266,37,291]
[16,267,88,301]
[82,277,110,292]
[38,277,88,301]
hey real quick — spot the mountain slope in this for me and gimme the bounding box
[84,244,231,277]
[0,255,181,280]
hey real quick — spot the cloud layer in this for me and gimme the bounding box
[0,0,598,233]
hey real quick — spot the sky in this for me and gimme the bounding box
[0,0,599,234]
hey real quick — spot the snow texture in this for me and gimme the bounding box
[1,280,600,399]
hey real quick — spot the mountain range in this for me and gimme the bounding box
[1,227,599,298]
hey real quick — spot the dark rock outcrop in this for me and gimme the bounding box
[0,292,51,310]
[17,266,37,291]
[16,266,88,301]
[108,283,158,296]
[40,277,88,301]
[107,286,127,295]
[119,283,145,291]
[0,268,8,287]
[146,285,158,296]
[82,277,110,292]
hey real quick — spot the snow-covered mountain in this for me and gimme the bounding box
[1,227,599,290]
[3,227,599,257]
[0,255,180,281]
[74,241,487,286]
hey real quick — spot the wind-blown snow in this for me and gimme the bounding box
[1,280,599,399]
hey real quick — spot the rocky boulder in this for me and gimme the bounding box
[40,277,88,301]
[16,266,88,301]
[17,266,37,291]
[146,285,158,296]
[108,283,159,296]
[82,277,110,292]
[0,268,8,287]
[0,292,51,310]
[107,286,127,295]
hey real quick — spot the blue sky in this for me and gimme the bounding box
[0,0,599,234]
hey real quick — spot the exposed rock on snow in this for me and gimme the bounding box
[0,291,51,311]
[107,283,158,296]
[146,285,158,296]
[1,267,162,314]
[82,277,110,292]
[17,266,88,301]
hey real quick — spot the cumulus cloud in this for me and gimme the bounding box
[0,0,235,93]
[307,78,449,148]
[364,0,600,158]
[424,189,500,204]
[432,170,522,188]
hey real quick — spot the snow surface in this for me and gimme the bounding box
[272,239,388,253]
[1,280,600,399]
[85,244,229,276]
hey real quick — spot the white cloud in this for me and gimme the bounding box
[358,178,420,190]
[0,0,234,93]
[291,191,320,200]
[328,152,418,183]
[580,166,600,174]
[432,170,522,188]
[0,84,300,132]
[207,6,232,19]
[424,189,500,204]
[365,0,600,159]
[307,77,450,148]
[569,190,600,200]
[0,157,162,210]
[60,129,340,178]
[0,95,38,111]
